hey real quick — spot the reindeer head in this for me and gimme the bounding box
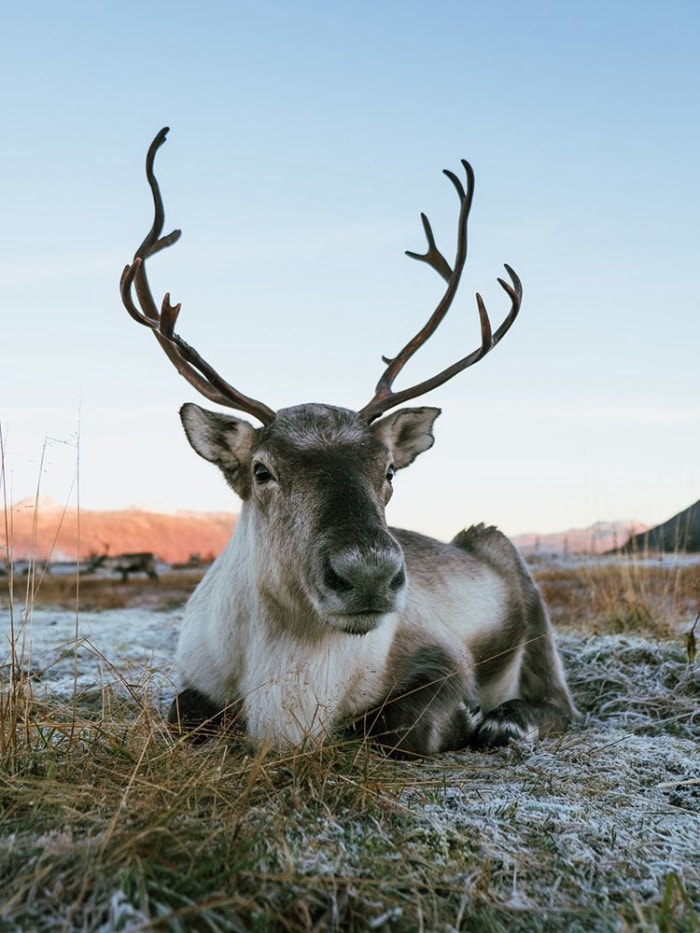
[119,129,521,635]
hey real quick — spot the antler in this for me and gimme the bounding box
[119,127,276,425]
[359,161,522,423]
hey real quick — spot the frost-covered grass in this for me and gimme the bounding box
[0,560,698,931]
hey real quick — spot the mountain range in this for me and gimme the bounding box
[510,520,650,557]
[3,498,654,564]
[4,499,235,565]
[617,498,700,554]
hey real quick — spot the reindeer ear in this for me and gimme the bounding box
[180,403,258,496]
[370,407,440,469]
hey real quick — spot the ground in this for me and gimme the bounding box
[0,557,698,931]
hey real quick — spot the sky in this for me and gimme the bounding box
[1,0,698,542]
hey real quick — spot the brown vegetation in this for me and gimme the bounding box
[1,557,698,930]
[7,552,698,624]
[2,566,206,612]
[534,558,699,636]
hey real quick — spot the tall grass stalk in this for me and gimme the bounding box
[0,428,83,771]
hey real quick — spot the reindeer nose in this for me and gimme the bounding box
[324,546,406,604]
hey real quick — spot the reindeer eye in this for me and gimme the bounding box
[386,465,396,483]
[253,462,273,484]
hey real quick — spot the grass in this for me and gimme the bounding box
[533,556,699,636]
[1,559,698,931]
[1,567,205,612]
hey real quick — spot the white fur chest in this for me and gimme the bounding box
[240,615,400,747]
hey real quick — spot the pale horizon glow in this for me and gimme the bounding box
[1,2,698,543]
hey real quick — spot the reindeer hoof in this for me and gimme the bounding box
[167,688,226,742]
[471,700,538,748]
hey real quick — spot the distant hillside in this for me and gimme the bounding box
[617,499,700,554]
[4,499,235,564]
[512,520,649,557]
[4,501,663,565]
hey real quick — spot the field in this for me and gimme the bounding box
[1,557,698,931]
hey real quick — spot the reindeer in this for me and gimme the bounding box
[91,551,159,582]
[119,128,580,756]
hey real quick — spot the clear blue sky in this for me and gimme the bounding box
[1,0,698,539]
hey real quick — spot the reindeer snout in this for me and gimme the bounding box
[323,544,406,612]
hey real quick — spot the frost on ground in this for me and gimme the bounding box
[1,606,698,926]
[1,605,180,704]
[234,635,698,924]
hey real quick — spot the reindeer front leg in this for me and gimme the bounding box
[353,643,482,758]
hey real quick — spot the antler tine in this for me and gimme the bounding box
[120,128,276,425]
[359,162,522,423]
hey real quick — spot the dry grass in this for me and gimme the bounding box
[10,553,698,624]
[532,556,699,636]
[1,567,206,612]
[1,557,698,931]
